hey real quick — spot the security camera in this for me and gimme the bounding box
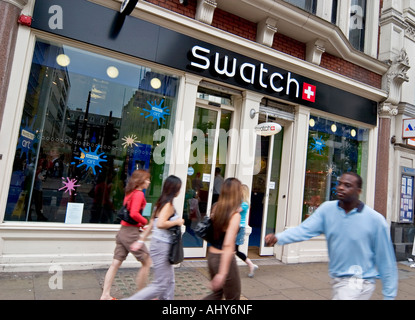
[179,0,189,5]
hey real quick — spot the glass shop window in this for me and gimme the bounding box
[5,39,179,223]
[302,116,369,220]
[284,0,317,14]
[349,0,366,52]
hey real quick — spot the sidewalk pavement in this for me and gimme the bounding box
[1,258,415,300]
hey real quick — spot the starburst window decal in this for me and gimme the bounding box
[122,134,139,148]
[310,136,326,155]
[72,144,108,175]
[326,163,336,177]
[140,99,170,126]
[59,177,81,195]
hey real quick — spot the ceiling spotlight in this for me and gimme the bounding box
[56,54,70,67]
[107,66,119,79]
[150,77,162,89]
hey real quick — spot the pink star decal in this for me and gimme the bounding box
[59,177,81,195]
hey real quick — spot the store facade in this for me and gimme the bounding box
[0,0,388,271]
[377,0,415,261]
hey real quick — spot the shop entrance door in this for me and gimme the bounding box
[182,104,233,257]
[250,117,286,256]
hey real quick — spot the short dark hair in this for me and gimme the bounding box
[343,172,363,189]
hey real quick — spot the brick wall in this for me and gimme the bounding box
[144,0,197,18]
[212,8,257,42]
[143,0,382,88]
[272,33,306,60]
[321,53,382,88]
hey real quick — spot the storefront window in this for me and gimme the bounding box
[284,0,317,14]
[302,115,369,220]
[5,39,179,223]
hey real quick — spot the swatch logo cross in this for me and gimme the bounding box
[302,83,316,103]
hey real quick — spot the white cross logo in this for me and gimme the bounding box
[302,83,316,102]
[304,86,315,100]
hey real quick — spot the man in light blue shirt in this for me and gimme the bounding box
[265,172,398,300]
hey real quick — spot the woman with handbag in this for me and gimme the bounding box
[100,169,151,300]
[203,178,242,300]
[126,175,184,300]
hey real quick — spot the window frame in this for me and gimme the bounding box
[2,32,184,224]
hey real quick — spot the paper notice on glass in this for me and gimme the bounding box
[65,202,84,224]
[142,203,152,217]
[202,173,211,183]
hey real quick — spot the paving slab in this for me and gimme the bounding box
[0,260,414,301]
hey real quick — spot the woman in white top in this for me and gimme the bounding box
[127,175,184,300]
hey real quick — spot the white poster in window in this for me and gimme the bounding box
[269,181,276,190]
[142,203,152,217]
[65,202,84,224]
[202,173,211,183]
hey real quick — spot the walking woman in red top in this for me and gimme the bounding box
[100,170,152,300]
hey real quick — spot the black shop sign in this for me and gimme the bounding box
[32,0,377,125]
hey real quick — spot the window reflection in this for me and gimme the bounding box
[5,40,179,223]
[303,116,369,220]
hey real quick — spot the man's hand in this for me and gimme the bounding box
[265,233,278,246]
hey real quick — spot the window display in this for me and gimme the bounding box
[303,115,369,220]
[5,39,179,223]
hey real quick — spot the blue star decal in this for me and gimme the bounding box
[310,136,326,155]
[16,117,38,161]
[72,144,108,175]
[141,99,170,126]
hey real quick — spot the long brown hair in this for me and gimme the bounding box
[211,178,242,239]
[125,170,150,195]
[152,175,182,218]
